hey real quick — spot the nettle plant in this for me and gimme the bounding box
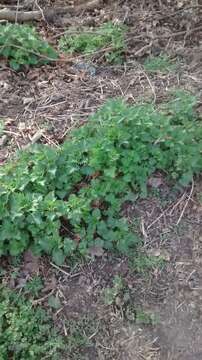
[0,24,58,70]
[0,285,65,359]
[0,92,201,264]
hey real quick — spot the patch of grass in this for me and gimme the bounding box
[103,275,159,327]
[59,21,127,63]
[24,276,43,298]
[11,256,22,267]
[0,285,65,359]
[144,55,176,73]
[0,24,58,70]
[132,253,165,274]
[64,315,98,359]
[0,91,201,264]
[135,309,158,325]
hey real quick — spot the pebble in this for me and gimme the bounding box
[73,62,97,77]
[0,134,8,148]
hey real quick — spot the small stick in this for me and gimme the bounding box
[176,179,194,225]
[32,289,54,305]
[50,262,71,277]
[15,0,20,24]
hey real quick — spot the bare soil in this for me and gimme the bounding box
[0,0,202,359]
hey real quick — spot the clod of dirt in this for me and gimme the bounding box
[22,250,40,275]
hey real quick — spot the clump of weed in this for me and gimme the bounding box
[128,308,158,325]
[144,54,176,73]
[59,21,126,63]
[64,315,98,359]
[0,24,58,70]
[103,276,158,326]
[132,253,165,274]
[24,276,44,298]
[0,285,65,359]
[104,275,125,305]
[0,91,201,264]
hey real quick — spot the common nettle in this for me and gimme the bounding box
[0,92,201,264]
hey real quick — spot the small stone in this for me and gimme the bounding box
[73,62,97,77]
[0,135,8,147]
[18,122,26,131]
[23,97,34,105]
[147,176,163,188]
[89,245,104,257]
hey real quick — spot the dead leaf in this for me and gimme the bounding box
[16,276,28,289]
[89,245,104,257]
[31,129,45,143]
[147,248,171,261]
[23,97,34,105]
[43,275,57,292]
[147,176,163,188]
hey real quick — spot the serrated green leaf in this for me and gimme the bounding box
[52,249,65,266]
[48,295,61,309]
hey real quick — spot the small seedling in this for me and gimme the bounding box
[135,309,158,325]
[125,305,158,325]
[104,275,125,305]
[24,276,43,297]
[132,254,165,274]
[144,55,176,73]
[48,295,62,309]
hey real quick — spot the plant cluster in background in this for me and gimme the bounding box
[0,22,125,69]
[0,92,201,264]
[59,21,127,63]
[0,24,58,70]
[144,54,176,73]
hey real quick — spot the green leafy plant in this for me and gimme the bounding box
[132,253,165,274]
[104,275,125,305]
[0,92,201,264]
[144,54,176,73]
[135,309,158,325]
[64,316,97,358]
[59,21,126,63]
[0,285,65,359]
[48,295,62,310]
[24,276,43,298]
[0,24,58,70]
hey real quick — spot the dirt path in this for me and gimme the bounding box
[121,182,202,359]
[52,181,202,359]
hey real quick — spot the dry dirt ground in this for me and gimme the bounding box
[0,0,202,359]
